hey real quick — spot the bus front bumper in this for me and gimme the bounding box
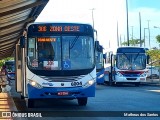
[115,76,146,82]
[27,84,95,99]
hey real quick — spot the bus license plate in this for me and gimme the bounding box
[57,91,69,96]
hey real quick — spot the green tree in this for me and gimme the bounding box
[156,35,160,43]
[147,49,160,66]
[121,39,144,46]
[146,35,160,66]
[0,57,14,68]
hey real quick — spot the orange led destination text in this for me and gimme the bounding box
[38,25,80,32]
[38,38,56,42]
[38,26,47,32]
[64,26,80,31]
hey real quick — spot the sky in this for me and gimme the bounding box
[36,0,160,52]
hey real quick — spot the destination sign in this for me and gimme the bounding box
[27,23,93,35]
[37,25,81,32]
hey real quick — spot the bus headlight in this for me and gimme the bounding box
[116,72,123,77]
[83,79,95,88]
[140,72,147,77]
[31,81,36,86]
[28,79,43,89]
[98,74,104,79]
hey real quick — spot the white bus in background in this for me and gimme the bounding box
[104,47,149,86]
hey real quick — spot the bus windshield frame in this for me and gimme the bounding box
[26,23,95,76]
[116,52,147,70]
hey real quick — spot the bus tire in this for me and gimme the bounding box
[77,97,87,106]
[21,95,24,99]
[28,99,34,108]
[135,82,140,87]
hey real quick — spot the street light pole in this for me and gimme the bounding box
[126,0,129,46]
[131,26,133,41]
[117,21,119,47]
[120,34,122,47]
[90,8,95,30]
[147,20,151,48]
[139,12,142,47]
[144,28,148,48]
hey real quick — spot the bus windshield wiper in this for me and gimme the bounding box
[133,52,140,61]
[69,36,79,49]
[122,52,130,61]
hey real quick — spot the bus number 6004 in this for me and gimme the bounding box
[71,81,82,86]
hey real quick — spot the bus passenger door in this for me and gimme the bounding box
[110,54,116,85]
[15,44,22,93]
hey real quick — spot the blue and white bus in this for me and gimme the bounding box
[95,42,105,84]
[5,60,15,81]
[104,47,149,86]
[15,23,96,107]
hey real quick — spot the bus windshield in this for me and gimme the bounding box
[116,53,146,70]
[27,36,94,70]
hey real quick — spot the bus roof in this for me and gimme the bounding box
[117,47,145,53]
[27,22,92,28]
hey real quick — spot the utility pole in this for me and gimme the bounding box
[131,26,133,40]
[148,20,151,48]
[139,12,142,47]
[117,21,119,47]
[126,0,129,46]
[120,34,122,47]
[144,28,148,48]
[90,8,95,30]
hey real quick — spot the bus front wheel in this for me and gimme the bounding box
[77,97,87,106]
[27,99,35,108]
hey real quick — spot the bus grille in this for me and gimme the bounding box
[39,75,85,82]
[126,78,137,80]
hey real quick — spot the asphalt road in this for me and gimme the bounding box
[10,80,160,120]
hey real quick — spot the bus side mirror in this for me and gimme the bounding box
[95,41,103,52]
[95,41,99,50]
[20,36,25,48]
[103,54,106,63]
[147,55,150,64]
